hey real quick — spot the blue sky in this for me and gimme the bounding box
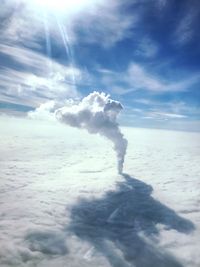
[0,0,200,131]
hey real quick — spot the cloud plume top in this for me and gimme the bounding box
[56,91,127,173]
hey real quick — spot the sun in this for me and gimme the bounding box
[32,0,96,15]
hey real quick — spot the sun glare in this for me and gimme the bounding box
[32,0,95,15]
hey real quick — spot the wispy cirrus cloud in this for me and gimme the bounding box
[173,4,199,46]
[100,62,200,94]
[123,97,200,132]
[0,1,43,49]
[0,44,94,109]
[135,37,158,58]
[71,1,136,48]
[0,44,92,85]
[156,0,168,10]
[147,111,187,120]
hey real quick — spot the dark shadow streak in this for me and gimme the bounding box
[68,173,195,267]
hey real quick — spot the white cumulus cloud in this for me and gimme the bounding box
[55,91,128,173]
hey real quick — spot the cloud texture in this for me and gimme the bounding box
[56,91,127,173]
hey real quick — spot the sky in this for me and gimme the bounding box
[0,0,200,131]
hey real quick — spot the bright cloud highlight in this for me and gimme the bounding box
[55,91,128,173]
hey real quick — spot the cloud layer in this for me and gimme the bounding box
[0,116,200,267]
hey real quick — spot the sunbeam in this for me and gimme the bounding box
[43,12,52,68]
[31,0,98,16]
[56,19,76,86]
